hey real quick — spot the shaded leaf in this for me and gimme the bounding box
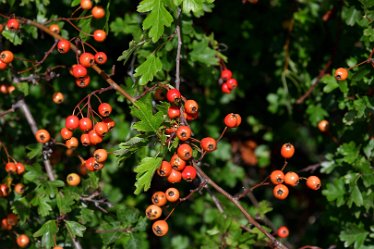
[33,220,58,248]
[130,97,164,133]
[134,157,162,194]
[134,54,163,85]
[65,220,86,238]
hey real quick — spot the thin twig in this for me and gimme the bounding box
[175,8,182,90]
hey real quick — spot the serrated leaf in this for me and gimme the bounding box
[189,39,219,66]
[16,82,30,96]
[113,136,148,163]
[349,185,364,207]
[31,195,52,217]
[306,104,328,125]
[322,178,346,207]
[26,143,42,160]
[23,163,44,183]
[78,15,92,42]
[321,74,339,93]
[33,220,58,248]
[65,220,86,238]
[137,0,173,42]
[130,97,164,133]
[134,157,162,194]
[56,191,76,214]
[337,142,360,164]
[134,54,163,85]
[182,0,203,14]
[1,30,23,45]
[339,223,368,248]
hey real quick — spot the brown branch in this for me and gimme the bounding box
[175,8,182,90]
[193,164,288,249]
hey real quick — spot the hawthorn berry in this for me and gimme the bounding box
[35,129,51,143]
[79,52,95,67]
[66,173,81,186]
[94,52,108,65]
[80,133,91,146]
[98,102,112,117]
[16,234,30,248]
[5,162,17,174]
[167,105,181,119]
[220,69,232,81]
[7,18,20,30]
[57,39,71,54]
[75,75,91,88]
[152,220,169,237]
[184,99,199,115]
[270,170,284,185]
[16,162,25,175]
[85,157,104,171]
[165,187,180,202]
[53,246,64,249]
[94,122,109,136]
[277,226,289,238]
[280,143,295,159]
[7,213,18,226]
[184,111,198,121]
[200,137,217,152]
[318,120,329,133]
[151,191,167,207]
[167,169,182,183]
[306,176,321,190]
[14,183,25,195]
[48,24,60,34]
[65,137,79,149]
[71,64,88,78]
[176,125,192,141]
[157,160,172,177]
[166,89,181,103]
[0,184,9,197]
[52,92,64,104]
[226,78,238,90]
[92,6,105,19]
[93,29,107,42]
[273,184,289,200]
[170,153,186,171]
[93,149,108,163]
[284,171,299,187]
[224,113,242,128]
[145,204,162,220]
[0,60,7,70]
[177,143,193,161]
[153,87,166,101]
[65,115,80,130]
[334,67,348,81]
[79,117,93,132]
[60,127,73,140]
[0,50,14,64]
[80,0,93,10]
[1,217,11,230]
[88,130,103,145]
[221,83,231,94]
[102,117,116,130]
[182,165,197,182]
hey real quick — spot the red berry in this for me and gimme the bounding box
[167,105,181,119]
[0,60,7,70]
[306,176,321,190]
[280,143,295,159]
[35,129,51,143]
[85,157,104,171]
[79,52,95,67]
[60,127,73,140]
[226,78,238,90]
[277,226,289,238]
[52,92,64,104]
[200,137,217,152]
[146,204,162,220]
[16,234,30,248]
[80,133,91,146]
[92,6,105,19]
[165,187,180,202]
[177,143,193,161]
[80,0,93,10]
[49,24,60,34]
[94,52,107,65]
[98,103,112,117]
[318,120,329,133]
[102,117,116,130]
[0,50,14,64]
[152,220,168,237]
[5,162,17,174]
[167,169,182,183]
[170,153,186,171]
[224,113,242,128]
[157,160,172,177]
[221,83,231,94]
[7,18,20,30]
[16,162,25,175]
[284,171,299,187]
[182,165,197,182]
[184,99,199,115]
[176,125,192,141]
[93,29,107,42]
[334,67,348,81]
[270,170,284,185]
[94,122,109,136]
[57,39,71,54]
[166,89,181,103]
[71,64,88,78]
[93,149,108,163]
[88,130,103,145]
[79,117,93,132]
[151,191,167,207]
[75,75,91,88]
[273,184,289,200]
[220,69,232,80]
[65,137,79,149]
[65,115,80,130]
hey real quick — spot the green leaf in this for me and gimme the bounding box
[110,14,143,40]
[130,97,164,133]
[31,194,52,217]
[322,178,346,207]
[306,104,328,125]
[182,0,204,15]
[33,220,58,249]
[78,15,92,42]
[342,6,362,26]
[137,0,173,42]
[189,39,219,66]
[23,163,44,183]
[1,30,23,45]
[26,143,42,160]
[117,40,146,66]
[65,220,86,238]
[337,142,360,164]
[16,82,30,96]
[349,185,364,207]
[321,74,339,93]
[56,190,76,214]
[339,223,369,248]
[113,136,148,163]
[134,54,163,85]
[134,157,162,194]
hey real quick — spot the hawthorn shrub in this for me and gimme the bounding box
[0,0,373,248]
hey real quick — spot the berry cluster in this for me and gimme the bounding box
[219,68,238,94]
[270,143,321,201]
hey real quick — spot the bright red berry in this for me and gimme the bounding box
[92,6,105,19]
[167,169,182,183]
[35,129,51,143]
[177,143,193,161]
[226,78,238,90]
[75,75,91,88]
[220,69,232,80]
[65,115,80,130]
[93,29,107,42]
[224,113,242,128]
[98,103,112,117]
[221,82,231,94]
[176,125,192,141]
[79,52,95,67]
[182,165,197,182]
[277,226,289,238]
[280,143,295,159]
[170,153,186,171]
[94,52,107,65]
[167,105,181,119]
[166,89,181,103]
[273,184,289,200]
[270,170,284,185]
[79,117,93,132]
[184,99,199,115]
[60,127,73,140]
[57,39,71,54]
[71,64,88,78]
[7,18,20,30]
[306,176,321,190]
[157,160,172,177]
[284,171,299,187]
[0,50,14,64]
[200,137,217,152]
